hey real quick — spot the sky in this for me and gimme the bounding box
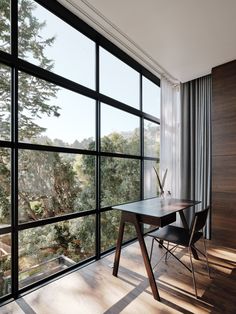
[23,2,160,144]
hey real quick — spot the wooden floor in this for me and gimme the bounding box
[1,236,236,314]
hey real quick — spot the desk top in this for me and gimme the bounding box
[112,198,200,218]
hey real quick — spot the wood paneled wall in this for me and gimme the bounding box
[212,60,236,248]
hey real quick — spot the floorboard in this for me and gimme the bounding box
[1,237,235,314]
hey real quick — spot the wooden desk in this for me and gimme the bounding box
[112,198,200,301]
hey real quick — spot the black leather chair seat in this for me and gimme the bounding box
[148,225,203,246]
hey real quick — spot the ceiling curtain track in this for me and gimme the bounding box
[180,74,212,239]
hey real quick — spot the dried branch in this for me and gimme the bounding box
[153,166,164,194]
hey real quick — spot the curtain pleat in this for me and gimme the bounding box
[160,78,181,198]
[180,75,212,238]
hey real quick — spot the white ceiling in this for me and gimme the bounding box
[58,0,236,83]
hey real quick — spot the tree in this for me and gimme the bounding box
[0,0,159,294]
[0,0,61,225]
[79,134,140,251]
[0,0,63,295]
[0,0,10,54]
[18,150,81,222]
[0,0,100,293]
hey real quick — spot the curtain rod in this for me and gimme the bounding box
[58,0,179,85]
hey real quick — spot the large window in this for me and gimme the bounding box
[19,215,95,288]
[143,76,160,118]
[0,64,11,141]
[18,150,96,223]
[0,0,160,301]
[0,148,11,228]
[100,48,140,108]
[18,0,95,89]
[18,72,96,149]
[101,103,140,155]
[101,157,140,208]
[0,0,11,54]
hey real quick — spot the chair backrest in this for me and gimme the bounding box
[189,207,209,244]
[193,207,209,232]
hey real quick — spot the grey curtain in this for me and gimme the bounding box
[180,74,212,239]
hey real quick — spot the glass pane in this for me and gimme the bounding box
[18,150,95,223]
[18,1,95,89]
[0,148,10,228]
[100,48,139,108]
[0,233,11,297]
[101,157,140,208]
[101,210,136,252]
[18,72,95,149]
[144,160,159,199]
[19,215,95,288]
[144,120,160,158]
[101,103,140,155]
[0,64,11,141]
[0,0,11,53]
[143,77,160,118]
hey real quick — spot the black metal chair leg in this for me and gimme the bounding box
[165,241,169,262]
[150,237,155,261]
[203,239,211,278]
[189,248,198,298]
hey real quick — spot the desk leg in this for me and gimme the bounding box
[113,213,125,277]
[179,211,199,260]
[132,214,160,301]
[113,212,160,301]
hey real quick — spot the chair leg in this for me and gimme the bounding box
[189,247,198,298]
[165,241,169,262]
[203,238,211,278]
[150,238,155,262]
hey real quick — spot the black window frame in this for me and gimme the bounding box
[0,0,160,303]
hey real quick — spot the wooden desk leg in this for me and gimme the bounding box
[133,214,160,301]
[179,211,199,260]
[113,213,125,277]
[113,212,160,301]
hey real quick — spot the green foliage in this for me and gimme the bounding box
[18,0,55,68]
[0,0,60,226]
[18,72,60,141]
[18,151,81,222]
[101,211,136,252]
[0,0,10,53]
[0,148,10,224]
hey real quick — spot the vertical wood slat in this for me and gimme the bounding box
[212,60,236,248]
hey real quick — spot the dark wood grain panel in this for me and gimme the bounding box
[212,192,236,216]
[212,60,236,248]
[212,116,236,155]
[212,192,236,249]
[212,155,236,192]
[212,60,236,121]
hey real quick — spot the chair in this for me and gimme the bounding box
[147,207,211,298]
